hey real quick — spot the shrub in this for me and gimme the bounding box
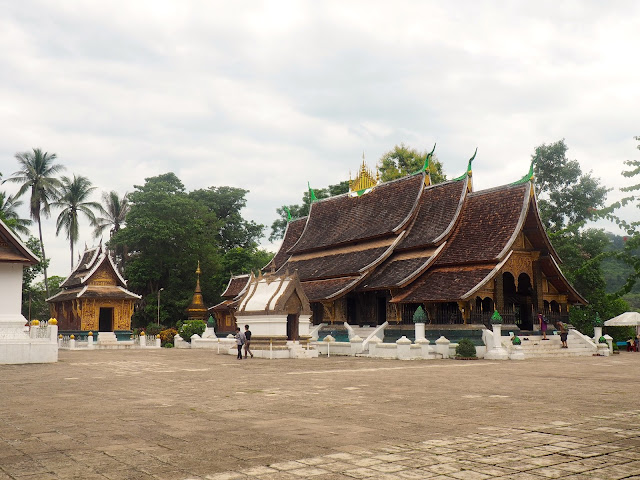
[159,328,178,347]
[455,338,477,358]
[412,306,427,323]
[163,343,174,348]
[178,320,206,343]
[145,323,164,336]
[512,335,521,345]
[490,310,503,325]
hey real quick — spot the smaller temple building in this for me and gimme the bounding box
[47,245,140,336]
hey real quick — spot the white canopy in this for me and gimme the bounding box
[604,311,640,326]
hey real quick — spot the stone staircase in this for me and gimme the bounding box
[503,333,596,358]
[349,326,377,340]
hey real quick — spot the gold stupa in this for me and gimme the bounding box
[186,261,208,321]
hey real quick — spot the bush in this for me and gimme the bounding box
[163,343,174,348]
[145,323,164,336]
[455,338,477,358]
[159,328,178,347]
[178,320,206,343]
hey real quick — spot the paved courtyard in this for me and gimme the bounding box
[1,349,639,480]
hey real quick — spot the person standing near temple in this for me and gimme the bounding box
[244,324,254,359]
[235,327,245,360]
[538,313,548,340]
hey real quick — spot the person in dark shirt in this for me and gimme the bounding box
[244,324,254,359]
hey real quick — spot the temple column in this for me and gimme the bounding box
[532,260,544,315]
[495,274,504,314]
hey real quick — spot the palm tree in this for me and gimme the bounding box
[52,175,101,270]
[4,148,64,296]
[0,191,32,237]
[93,190,130,239]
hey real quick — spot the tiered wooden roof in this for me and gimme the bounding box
[265,165,585,306]
[0,218,38,264]
[47,245,140,303]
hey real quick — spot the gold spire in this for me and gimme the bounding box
[350,152,378,194]
[186,260,207,321]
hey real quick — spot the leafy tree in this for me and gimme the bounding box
[189,186,264,252]
[111,173,267,327]
[52,175,101,270]
[532,140,626,332]
[4,148,64,296]
[93,190,130,239]
[0,191,32,237]
[378,143,447,183]
[93,190,130,270]
[532,139,609,232]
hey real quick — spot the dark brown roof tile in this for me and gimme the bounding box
[289,174,423,254]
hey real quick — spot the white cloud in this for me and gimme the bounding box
[1,0,640,278]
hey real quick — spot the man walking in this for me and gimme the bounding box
[244,324,254,359]
[235,327,245,360]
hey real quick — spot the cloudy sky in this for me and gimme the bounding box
[1,0,639,278]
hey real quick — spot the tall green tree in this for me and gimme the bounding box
[532,139,626,332]
[94,190,130,270]
[52,175,101,270]
[93,190,130,239]
[532,139,609,231]
[4,148,64,296]
[0,191,32,237]
[378,143,447,183]
[112,173,267,327]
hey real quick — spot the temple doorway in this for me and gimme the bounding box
[377,297,387,325]
[502,272,534,330]
[286,313,299,341]
[99,307,114,332]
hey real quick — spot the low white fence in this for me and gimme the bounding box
[58,333,161,350]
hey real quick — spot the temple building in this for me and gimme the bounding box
[217,151,585,342]
[47,245,140,336]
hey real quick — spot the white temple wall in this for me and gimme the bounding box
[0,263,24,320]
[236,315,288,337]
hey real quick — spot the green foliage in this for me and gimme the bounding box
[378,143,447,183]
[512,336,522,345]
[0,191,32,237]
[532,139,609,232]
[52,174,101,270]
[605,326,636,343]
[412,305,427,323]
[270,180,349,241]
[5,148,65,296]
[111,173,267,326]
[145,323,164,336]
[455,338,477,358]
[598,336,607,344]
[490,309,503,324]
[178,320,206,342]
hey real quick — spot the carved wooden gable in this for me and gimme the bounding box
[88,264,117,287]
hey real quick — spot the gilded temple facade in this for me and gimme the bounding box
[47,245,140,334]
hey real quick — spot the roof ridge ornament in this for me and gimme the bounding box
[511,160,535,186]
[420,143,436,186]
[307,181,318,202]
[349,152,380,196]
[284,206,292,222]
[452,147,477,191]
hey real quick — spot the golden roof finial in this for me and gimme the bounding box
[196,260,201,276]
